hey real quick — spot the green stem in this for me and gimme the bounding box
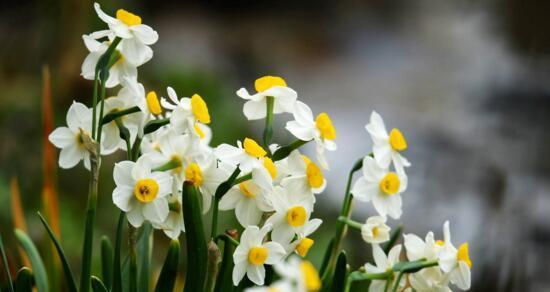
[322,158,363,283]
[337,216,362,231]
[272,139,308,161]
[231,173,252,186]
[91,70,100,139]
[211,168,241,238]
[391,272,404,292]
[112,212,125,292]
[214,234,239,247]
[101,106,140,125]
[263,96,274,151]
[143,118,170,135]
[153,159,181,172]
[128,225,138,292]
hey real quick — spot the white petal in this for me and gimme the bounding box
[59,145,84,169]
[292,101,314,125]
[270,87,297,114]
[387,244,402,265]
[246,265,265,286]
[114,161,135,186]
[264,242,286,264]
[142,199,169,223]
[218,188,241,210]
[126,207,144,227]
[112,186,135,212]
[243,100,267,120]
[372,244,390,269]
[403,234,425,261]
[285,121,315,141]
[121,38,152,66]
[235,199,262,227]
[49,127,75,148]
[94,3,118,25]
[350,177,377,202]
[66,102,90,132]
[130,24,159,45]
[232,262,247,286]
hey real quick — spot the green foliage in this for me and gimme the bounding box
[14,267,34,292]
[14,229,48,292]
[154,240,180,292]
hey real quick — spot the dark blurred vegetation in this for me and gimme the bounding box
[1,0,550,291]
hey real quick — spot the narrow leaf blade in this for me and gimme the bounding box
[14,229,49,292]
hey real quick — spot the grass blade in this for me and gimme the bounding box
[154,240,180,292]
[14,229,49,292]
[14,267,34,292]
[100,236,114,289]
[37,212,77,292]
[138,223,153,292]
[0,233,15,292]
[112,211,125,292]
[214,230,237,292]
[91,276,108,292]
[330,251,349,292]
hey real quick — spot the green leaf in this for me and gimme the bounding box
[271,139,308,161]
[100,236,114,289]
[91,276,108,292]
[214,234,236,292]
[182,182,208,292]
[154,240,180,292]
[143,118,170,135]
[138,223,153,292]
[37,212,78,292]
[14,229,49,292]
[330,251,349,292]
[112,212,125,292]
[318,238,334,277]
[0,233,15,292]
[14,267,34,292]
[383,225,402,254]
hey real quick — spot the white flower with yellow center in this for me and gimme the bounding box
[236,75,298,120]
[96,94,143,152]
[286,218,322,258]
[286,101,337,169]
[364,244,406,292]
[366,111,411,175]
[233,224,286,286]
[93,3,158,66]
[183,155,230,214]
[437,221,472,290]
[112,157,173,227]
[162,88,211,138]
[351,156,407,219]
[361,216,391,244]
[265,186,315,244]
[219,180,273,227]
[116,78,163,137]
[152,194,185,239]
[81,31,137,88]
[49,102,115,170]
[272,256,322,292]
[281,150,327,197]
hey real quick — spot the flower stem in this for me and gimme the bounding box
[101,106,140,125]
[390,271,404,292]
[263,96,274,151]
[271,139,308,161]
[211,168,241,238]
[128,225,138,292]
[214,234,240,246]
[337,216,362,231]
[231,173,252,186]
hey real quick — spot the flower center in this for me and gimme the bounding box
[116,9,142,26]
[286,206,307,227]
[296,237,314,257]
[254,75,287,92]
[315,112,336,140]
[300,261,321,292]
[389,128,407,151]
[146,91,162,115]
[194,123,205,139]
[185,163,203,187]
[263,157,277,179]
[435,240,445,246]
[306,161,324,189]
[379,172,400,195]
[243,138,266,158]
[239,182,256,198]
[191,94,210,124]
[133,179,159,203]
[372,227,379,237]
[457,242,472,268]
[248,246,268,265]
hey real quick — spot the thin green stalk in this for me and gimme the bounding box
[101,106,140,125]
[391,271,404,292]
[153,159,181,172]
[211,168,241,238]
[214,234,239,247]
[91,70,100,139]
[128,225,138,292]
[231,173,252,186]
[0,233,14,292]
[263,96,274,150]
[271,139,308,161]
[322,158,363,283]
[337,216,362,231]
[96,76,108,143]
[112,212,125,292]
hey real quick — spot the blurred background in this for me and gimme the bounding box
[1,0,549,291]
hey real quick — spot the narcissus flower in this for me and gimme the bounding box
[361,216,391,244]
[214,138,273,179]
[112,157,173,227]
[437,221,472,290]
[286,101,336,169]
[286,218,322,258]
[153,194,185,239]
[162,87,211,137]
[364,244,406,292]
[281,150,327,197]
[366,111,411,175]
[219,180,273,227]
[49,102,115,170]
[236,75,298,120]
[351,156,407,219]
[233,225,286,286]
[81,31,137,88]
[273,256,322,292]
[94,3,158,66]
[265,186,315,244]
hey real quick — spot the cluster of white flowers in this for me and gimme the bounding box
[48,3,472,292]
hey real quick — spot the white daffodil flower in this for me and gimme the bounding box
[232,224,286,286]
[265,186,315,244]
[112,156,173,227]
[361,216,391,244]
[81,31,138,88]
[152,194,185,239]
[49,102,116,170]
[366,111,411,175]
[285,101,336,169]
[437,221,472,290]
[236,75,297,120]
[96,94,143,152]
[183,155,230,214]
[365,244,406,292]
[219,180,273,227]
[162,87,211,138]
[140,126,169,154]
[285,218,322,258]
[272,256,322,292]
[93,3,158,66]
[409,267,452,292]
[351,156,407,219]
[281,150,327,198]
